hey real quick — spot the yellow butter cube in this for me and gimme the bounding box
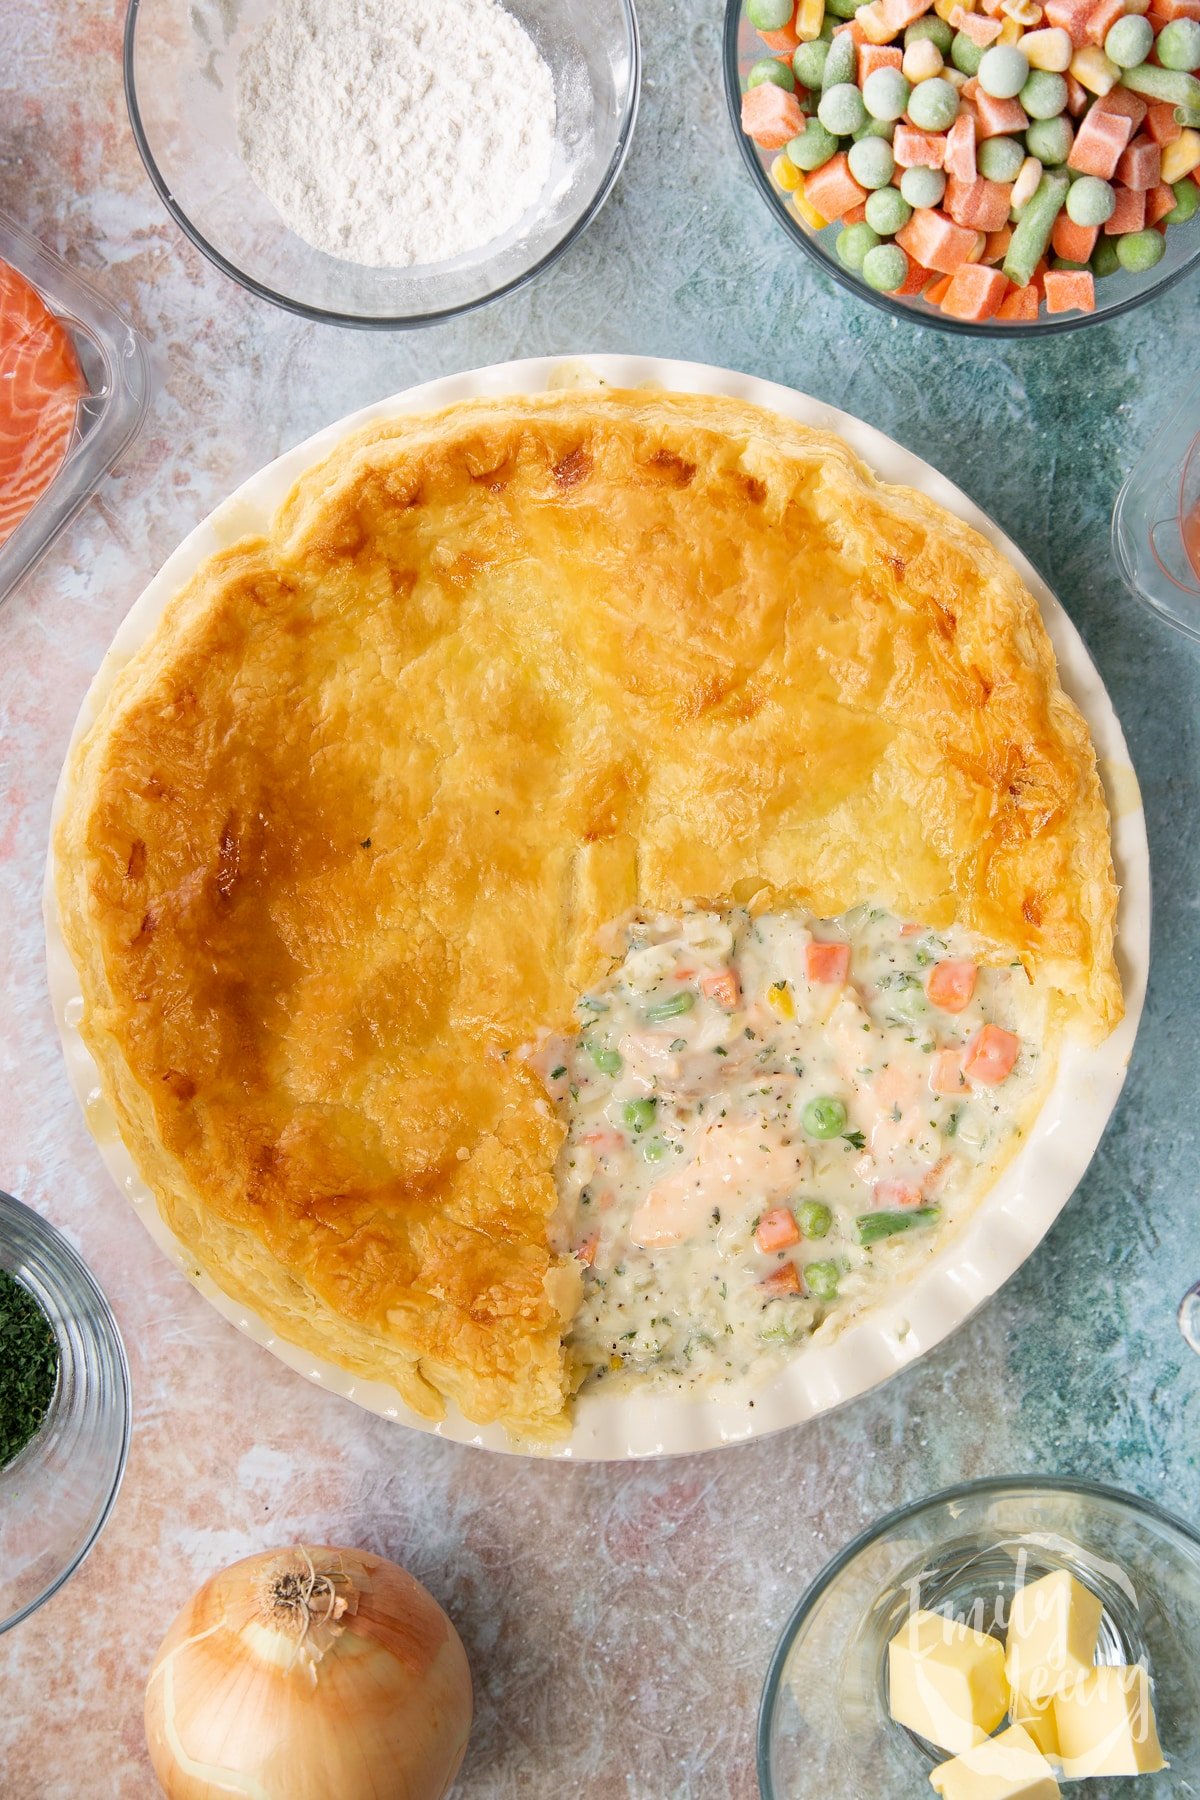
[1005,1571,1103,1705]
[1070,45,1120,96]
[1162,129,1200,186]
[1022,27,1073,69]
[929,1724,1062,1800]
[796,0,826,40]
[1010,1694,1060,1761]
[890,1611,1010,1755]
[1053,1664,1165,1779]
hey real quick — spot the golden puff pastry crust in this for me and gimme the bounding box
[55,389,1121,1437]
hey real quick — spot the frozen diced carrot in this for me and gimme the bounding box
[1116,133,1162,189]
[843,201,870,223]
[975,91,1030,138]
[1096,85,1149,130]
[834,16,869,42]
[945,113,978,181]
[860,43,904,79]
[1145,182,1178,223]
[946,173,1013,229]
[1046,0,1098,43]
[1104,183,1147,230]
[1068,105,1134,174]
[803,151,868,218]
[1052,212,1099,259]
[1085,0,1130,42]
[1145,102,1183,147]
[1065,71,1091,112]
[806,940,851,983]
[760,17,802,53]
[952,5,1004,39]
[894,124,948,167]
[897,206,983,271]
[882,0,937,26]
[895,253,934,293]
[924,272,954,302]
[1157,0,1200,16]
[939,261,1007,318]
[983,224,1013,261]
[1043,267,1096,312]
[997,282,1041,317]
[741,83,806,148]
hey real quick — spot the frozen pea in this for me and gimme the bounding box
[836,222,881,270]
[908,76,959,130]
[1020,69,1068,119]
[1066,174,1115,225]
[854,117,896,140]
[1051,255,1089,269]
[787,118,840,169]
[907,14,953,52]
[747,0,795,26]
[900,163,946,207]
[848,135,896,187]
[793,38,830,89]
[1104,14,1154,68]
[1091,235,1122,276]
[861,242,910,290]
[951,31,985,76]
[822,31,858,91]
[863,66,911,120]
[747,57,796,90]
[979,44,1030,99]
[1025,115,1074,164]
[865,185,912,233]
[1165,177,1200,224]
[818,81,868,134]
[1116,227,1167,271]
[1156,19,1200,72]
[978,135,1026,181]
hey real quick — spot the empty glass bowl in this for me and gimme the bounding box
[0,1191,130,1635]
[124,0,641,328]
[1113,383,1200,643]
[724,0,1200,335]
[760,1476,1200,1796]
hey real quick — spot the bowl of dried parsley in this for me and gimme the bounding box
[0,1190,130,1634]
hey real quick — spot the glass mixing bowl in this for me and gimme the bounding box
[1113,383,1200,644]
[0,1191,131,1635]
[124,0,641,328]
[760,1476,1200,1796]
[724,0,1200,336]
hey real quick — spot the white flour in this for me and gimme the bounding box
[236,0,557,269]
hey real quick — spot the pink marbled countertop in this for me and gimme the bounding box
[4,2,1199,1796]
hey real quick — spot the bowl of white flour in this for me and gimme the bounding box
[124,0,640,326]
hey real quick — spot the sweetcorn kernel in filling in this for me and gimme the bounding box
[532,905,1046,1392]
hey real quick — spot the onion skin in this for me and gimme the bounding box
[144,1545,472,1800]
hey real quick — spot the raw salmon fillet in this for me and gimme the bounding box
[0,258,84,547]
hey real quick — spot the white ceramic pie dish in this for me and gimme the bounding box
[44,354,1149,1460]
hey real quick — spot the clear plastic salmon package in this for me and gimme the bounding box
[0,210,151,607]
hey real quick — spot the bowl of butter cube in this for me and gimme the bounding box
[759,1476,1200,1796]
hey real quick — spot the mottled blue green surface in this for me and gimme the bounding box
[1,1,1199,1794]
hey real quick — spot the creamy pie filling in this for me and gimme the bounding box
[531,905,1047,1394]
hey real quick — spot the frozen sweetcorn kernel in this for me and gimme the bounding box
[929,1724,1062,1800]
[1005,1570,1102,1704]
[889,1610,1010,1754]
[1053,1663,1165,1778]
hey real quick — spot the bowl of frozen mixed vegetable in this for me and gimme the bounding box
[725,0,1200,331]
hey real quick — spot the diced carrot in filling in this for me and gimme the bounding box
[930,1049,967,1094]
[701,968,742,1009]
[806,940,852,983]
[874,1179,924,1208]
[759,1263,804,1298]
[964,1023,1021,1085]
[576,1233,599,1266]
[925,959,978,1012]
[755,1207,802,1252]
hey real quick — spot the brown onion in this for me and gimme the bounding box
[144,1544,472,1799]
